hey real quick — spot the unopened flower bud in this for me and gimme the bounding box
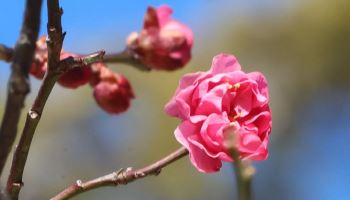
[57,52,92,89]
[126,5,193,71]
[91,62,134,114]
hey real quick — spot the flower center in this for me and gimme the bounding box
[227,83,240,90]
[227,82,242,121]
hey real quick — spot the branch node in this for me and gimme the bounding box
[115,168,124,176]
[12,182,23,189]
[76,180,83,188]
[134,171,146,178]
[119,167,133,185]
[242,163,256,179]
[126,167,132,173]
[28,110,39,119]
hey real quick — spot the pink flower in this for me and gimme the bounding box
[57,52,92,89]
[165,54,272,173]
[127,5,193,71]
[91,63,134,114]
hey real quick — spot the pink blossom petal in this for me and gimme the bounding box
[248,72,269,102]
[233,83,255,117]
[174,120,227,172]
[163,20,193,46]
[241,148,268,160]
[165,84,197,119]
[210,53,241,74]
[240,133,262,152]
[200,113,229,148]
[195,84,228,115]
[244,110,272,134]
[188,140,223,173]
[189,115,207,123]
[174,120,199,149]
[178,71,204,90]
[194,72,246,101]
[190,135,231,162]
[156,5,173,26]
[198,114,232,162]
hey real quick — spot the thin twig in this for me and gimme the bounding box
[103,49,150,71]
[0,44,14,62]
[50,147,189,200]
[0,0,43,178]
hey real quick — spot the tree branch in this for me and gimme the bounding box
[103,49,150,71]
[5,50,105,199]
[0,44,14,62]
[1,46,151,72]
[5,0,64,197]
[50,147,189,200]
[0,0,43,179]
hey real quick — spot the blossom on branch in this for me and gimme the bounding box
[165,54,272,173]
[29,36,135,115]
[127,5,193,71]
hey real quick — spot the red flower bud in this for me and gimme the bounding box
[30,37,92,89]
[127,5,193,71]
[57,52,92,89]
[30,36,48,79]
[91,62,134,114]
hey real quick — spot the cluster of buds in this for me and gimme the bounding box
[28,5,193,115]
[29,36,134,114]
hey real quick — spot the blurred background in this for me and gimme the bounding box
[1,0,350,199]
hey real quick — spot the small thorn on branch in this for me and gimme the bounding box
[76,180,83,188]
